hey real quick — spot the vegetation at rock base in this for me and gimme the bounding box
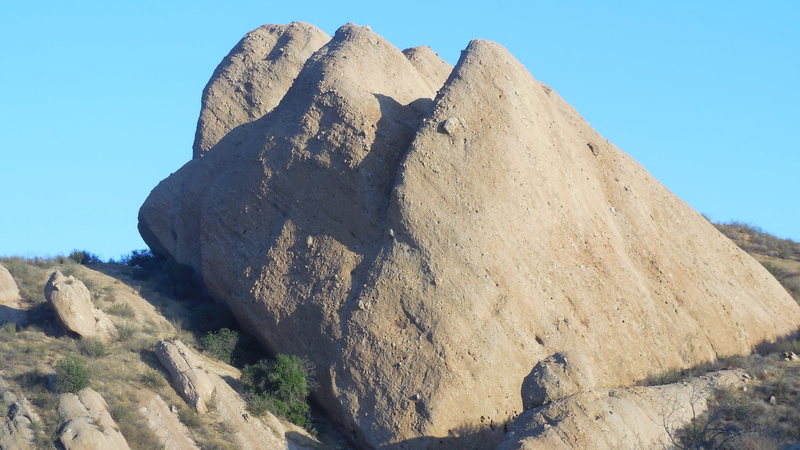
[666,221,800,448]
[201,328,239,364]
[242,354,317,429]
[55,355,90,393]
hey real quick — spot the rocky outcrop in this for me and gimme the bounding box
[0,376,41,450]
[155,340,216,413]
[500,369,751,449]
[193,22,330,158]
[521,351,597,409]
[155,340,321,449]
[139,22,800,447]
[0,264,20,304]
[136,390,199,450]
[44,271,117,341]
[57,388,130,450]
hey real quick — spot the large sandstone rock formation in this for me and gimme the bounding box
[499,369,751,449]
[193,22,330,158]
[44,271,118,341]
[57,388,130,450]
[139,22,800,447]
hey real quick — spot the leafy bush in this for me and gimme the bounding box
[55,355,90,393]
[201,328,239,364]
[68,250,102,265]
[242,354,316,429]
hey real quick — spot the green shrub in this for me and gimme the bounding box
[68,250,102,265]
[242,354,316,429]
[201,328,239,364]
[55,355,90,393]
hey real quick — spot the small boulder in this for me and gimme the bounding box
[0,264,21,304]
[44,271,117,342]
[155,340,216,413]
[57,388,129,450]
[784,351,798,361]
[521,351,597,409]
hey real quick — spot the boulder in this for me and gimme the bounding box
[521,351,597,409]
[0,264,20,304]
[57,388,130,450]
[193,21,330,158]
[499,369,751,450]
[154,340,216,413]
[0,376,41,450]
[139,22,800,447]
[44,271,117,341]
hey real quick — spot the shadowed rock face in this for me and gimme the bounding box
[139,22,800,448]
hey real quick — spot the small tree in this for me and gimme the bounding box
[55,355,90,393]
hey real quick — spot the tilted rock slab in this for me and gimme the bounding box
[139,22,800,447]
[155,340,321,449]
[136,390,199,450]
[499,369,751,449]
[44,271,117,342]
[0,264,20,304]
[155,340,216,414]
[57,388,130,450]
[0,376,41,450]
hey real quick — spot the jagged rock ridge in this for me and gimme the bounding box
[139,22,800,448]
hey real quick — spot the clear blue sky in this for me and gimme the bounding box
[1,1,797,259]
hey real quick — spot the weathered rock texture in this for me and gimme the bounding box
[155,340,321,449]
[44,271,117,341]
[155,340,216,413]
[193,22,330,158]
[57,388,130,450]
[139,22,800,447]
[0,376,41,450]
[499,369,751,449]
[0,264,27,325]
[136,390,199,450]
[0,264,20,304]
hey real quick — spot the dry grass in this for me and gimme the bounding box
[0,257,242,449]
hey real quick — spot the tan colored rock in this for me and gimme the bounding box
[136,390,199,450]
[57,388,130,450]
[521,351,597,409]
[0,264,28,325]
[500,369,751,449]
[0,376,41,450]
[155,340,321,449]
[402,46,452,92]
[0,264,20,304]
[44,271,117,342]
[155,340,216,413]
[139,23,800,447]
[193,21,330,158]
